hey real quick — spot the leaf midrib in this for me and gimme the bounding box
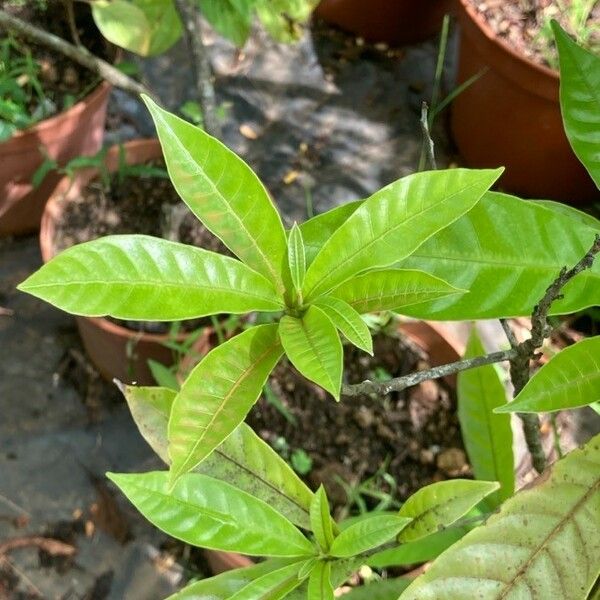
[25,279,283,305]
[173,338,282,478]
[496,476,600,599]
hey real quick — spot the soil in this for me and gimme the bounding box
[0,1,113,122]
[467,0,600,69]
[248,329,470,516]
[53,163,230,333]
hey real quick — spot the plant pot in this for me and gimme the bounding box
[39,139,215,385]
[202,318,463,575]
[314,0,453,46]
[450,0,598,204]
[0,81,112,236]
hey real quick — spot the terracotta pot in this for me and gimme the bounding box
[451,0,598,204]
[202,319,463,574]
[314,0,453,46]
[0,82,112,236]
[39,139,214,385]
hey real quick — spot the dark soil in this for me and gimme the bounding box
[467,0,600,69]
[248,329,470,516]
[54,164,230,333]
[0,1,114,119]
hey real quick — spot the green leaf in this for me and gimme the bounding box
[91,0,182,56]
[288,223,307,294]
[229,560,308,599]
[279,306,342,400]
[400,434,600,600]
[18,235,283,320]
[108,471,315,557]
[142,97,289,293]
[310,485,335,552]
[313,296,373,355]
[339,578,411,600]
[535,200,600,230]
[299,200,362,267]
[308,561,333,600]
[496,336,600,414]
[200,0,253,47]
[366,527,469,568]
[330,269,464,315]
[457,329,514,507]
[168,324,283,484]
[398,480,500,543]
[147,359,180,390]
[121,384,315,529]
[288,558,362,600]
[255,0,319,43]
[399,191,600,320]
[302,168,501,301]
[329,514,411,558]
[167,559,298,599]
[553,21,600,188]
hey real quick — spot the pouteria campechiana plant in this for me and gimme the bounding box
[18,22,600,599]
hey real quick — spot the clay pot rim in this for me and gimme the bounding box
[457,0,558,82]
[39,138,195,345]
[0,81,112,147]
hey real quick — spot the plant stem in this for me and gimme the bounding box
[174,0,221,138]
[418,101,437,171]
[342,348,517,396]
[0,9,153,99]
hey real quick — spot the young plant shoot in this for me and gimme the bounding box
[17,23,600,600]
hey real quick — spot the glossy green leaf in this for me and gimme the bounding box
[310,485,335,552]
[366,527,469,568]
[398,480,499,542]
[229,560,307,599]
[496,336,600,414]
[143,97,289,293]
[313,296,373,355]
[121,383,315,528]
[535,200,600,230]
[168,324,283,484]
[329,514,411,558]
[458,329,514,507]
[308,561,333,600]
[200,0,252,47]
[330,269,464,315]
[339,578,410,600]
[553,21,600,188]
[299,200,362,267]
[108,471,315,557]
[288,223,307,294]
[91,0,181,56]
[18,235,283,320]
[302,168,501,301]
[167,559,298,599]
[279,306,343,400]
[399,191,600,320]
[400,434,600,600]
